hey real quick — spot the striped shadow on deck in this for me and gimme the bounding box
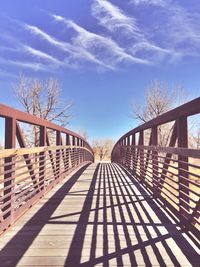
[0,163,199,267]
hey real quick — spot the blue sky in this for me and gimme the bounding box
[0,0,200,143]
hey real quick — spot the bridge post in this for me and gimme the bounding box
[72,136,75,167]
[151,126,158,196]
[139,131,144,180]
[56,131,61,179]
[131,134,136,173]
[122,139,126,165]
[80,140,83,163]
[3,118,16,222]
[66,134,71,169]
[39,126,46,190]
[177,116,189,223]
[77,138,80,165]
[125,136,130,168]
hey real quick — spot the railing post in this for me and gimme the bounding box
[3,118,16,222]
[131,134,135,173]
[66,134,71,169]
[72,136,75,167]
[81,140,83,163]
[152,126,158,196]
[126,136,130,168]
[139,131,144,180]
[77,138,80,165]
[177,116,189,223]
[56,131,61,179]
[39,126,46,191]
[83,141,86,162]
[122,140,125,165]
[79,138,81,164]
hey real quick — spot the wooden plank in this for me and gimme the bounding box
[0,163,199,267]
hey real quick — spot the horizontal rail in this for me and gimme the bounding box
[0,145,92,159]
[113,97,200,150]
[112,97,200,237]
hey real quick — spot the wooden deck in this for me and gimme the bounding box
[0,163,199,267]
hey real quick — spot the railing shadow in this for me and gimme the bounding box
[0,163,91,267]
[64,163,199,267]
[0,163,199,266]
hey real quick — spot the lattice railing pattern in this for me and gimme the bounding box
[112,98,200,236]
[0,104,94,234]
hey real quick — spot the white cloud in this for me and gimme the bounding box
[130,0,200,60]
[91,0,143,38]
[91,1,173,63]
[0,57,47,71]
[131,0,167,7]
[130,42,171,54]
[0,69,18,79]
[53,14,150,68]
[0,1,199,74]
[25,25,73,53]
[25,24,111,68]
[166,5,200,47]
[23,45,62,66]
[0,45,18,52]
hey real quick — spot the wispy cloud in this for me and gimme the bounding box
[23,45,62,66]
[0,0,198,74]
[91,0,172,63]
[131,0,167,7]
[25,25,72,53]
[130,0,200,60]
[130,42,171,54]
[149,2,200,58]
[0,57,47,71]
[52,14,150,68]
[0,69,18,79]
[25,23,110,68]
[0,45,18,52]
[166,5,200,47]
[91,0,143,38]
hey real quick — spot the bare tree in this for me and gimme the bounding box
[132,81,187,123]
[93,139,114,161]
[194,128,200,149]
[15,74,73,125]
[131,80,188,146]
[14,74,73,146]
[189,126,200,149]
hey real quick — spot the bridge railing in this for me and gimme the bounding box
[0,104,94,234]
[111,97,200,235]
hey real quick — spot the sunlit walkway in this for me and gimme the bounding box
[0,163,199,267]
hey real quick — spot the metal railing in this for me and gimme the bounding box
[0,104,94,234]
[111,97,200,235]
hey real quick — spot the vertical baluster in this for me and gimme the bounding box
[56,131,61,178]
[131,134,136,173]
[39,126,46,190]
[139,131,144,180]
[177,116,189,223]
[3,118,16,223]
[66,134,71,169]
[152,126,158,196]
[72,136,75,167]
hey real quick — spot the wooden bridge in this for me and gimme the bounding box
[0,98,199,266]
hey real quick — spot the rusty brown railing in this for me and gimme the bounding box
[111,97,200,236]
[0,104,94,234]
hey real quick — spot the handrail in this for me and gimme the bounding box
[112,97,200,152]
[111,97,200,236]
[0,104,94,234]
[0,104,93,152]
